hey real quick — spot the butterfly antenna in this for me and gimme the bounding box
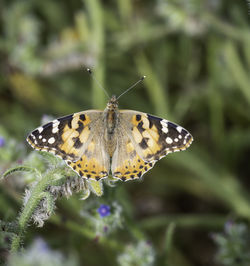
[117,76,146,100]
[87,68,110,98]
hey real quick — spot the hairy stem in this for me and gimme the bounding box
[10,169,61,252]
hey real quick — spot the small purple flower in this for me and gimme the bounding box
[98,204,111,218]
[0,136,5,147]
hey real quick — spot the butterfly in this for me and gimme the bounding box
[27,95,193,181]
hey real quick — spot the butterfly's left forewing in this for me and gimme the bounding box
[119,111,193,163]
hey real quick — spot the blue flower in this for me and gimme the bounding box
[0,136,5,147]
[97,204,111,218]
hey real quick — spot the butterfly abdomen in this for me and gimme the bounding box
[106,110,117,135]
[103,109,119,157]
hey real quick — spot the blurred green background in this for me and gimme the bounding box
[1,0,250,265]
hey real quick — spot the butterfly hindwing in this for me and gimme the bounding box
[66,133,110,181]
[111,133,156,181]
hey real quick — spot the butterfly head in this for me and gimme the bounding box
[107,95,118,111]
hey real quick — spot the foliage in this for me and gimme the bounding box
[212,221,250,266]
[0,0,250,265]
[7,238,78,266]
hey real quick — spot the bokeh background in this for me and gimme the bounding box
[1,0,250,265]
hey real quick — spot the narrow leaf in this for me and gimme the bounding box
[1,165,40,180]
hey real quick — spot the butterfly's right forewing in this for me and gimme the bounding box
[27,110,110,180]
[27,111,95,160]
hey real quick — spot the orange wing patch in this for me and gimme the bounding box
[67,155,109,181]
[57,113,91,158]
[112,153,155,181]
[131,114,162,161]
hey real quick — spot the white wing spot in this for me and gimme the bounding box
[162,126,169,134]
[176,126,182,133]
[42,138,47,142]
[53,119,60,126]
[39,135,42,139]
[52,126,59,134]
[174,138,178,142]
[38,127,43,133]
[161,120,169,127]
[166,137,173,144]
[48,137,55,144]
[178,135,182,139]
[52,120,60,133]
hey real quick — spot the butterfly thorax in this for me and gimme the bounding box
[104,95,119,156]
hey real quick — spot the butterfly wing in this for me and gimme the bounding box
[121,110,193,162]
[111,110,193,181]
[27,110,110,180]
[111,132,156,181]
[66,132,110,181]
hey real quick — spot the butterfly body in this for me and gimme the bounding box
[104,95,119,154]
[27,96,193,181]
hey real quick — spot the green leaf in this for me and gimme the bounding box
[165,223,176,263]
[87,179,103,196]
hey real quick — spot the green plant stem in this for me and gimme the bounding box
[165,223,176,266]
[140,214,226,230]
[10,169,58,252]
[204,13,250,42]
[85,0,106,109]
[135,52,169,117]
[224,42,250,104]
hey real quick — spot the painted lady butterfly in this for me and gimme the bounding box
[27,95,193,181]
